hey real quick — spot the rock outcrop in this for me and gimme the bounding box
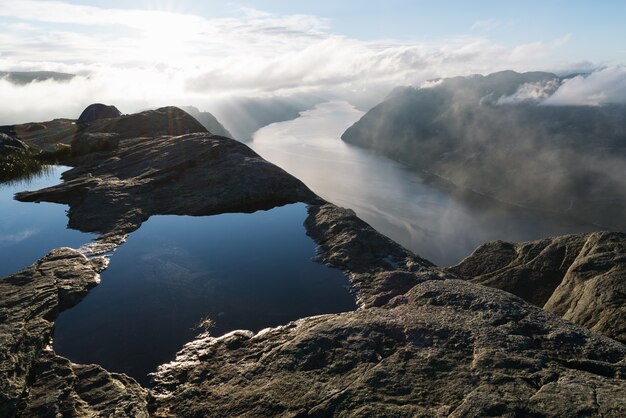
[77,103,122,123]
[0,133,29,155]
[81,107,207,141]
[0,106,208,152]
[448,232,626,344]
[71,132,121,156]
[0,248,147,416]
[305,204,438,308]
[151,279,626,417]
[179,105,233,138]
[16,132,315,244]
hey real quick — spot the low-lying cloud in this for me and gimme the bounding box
[544,66,626,105]
[493,66,626,106]
[0,0,619,124]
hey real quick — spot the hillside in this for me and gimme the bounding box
[342,70,626,230]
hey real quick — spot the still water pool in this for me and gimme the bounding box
[0,166,95,277]
[54,203,355,385]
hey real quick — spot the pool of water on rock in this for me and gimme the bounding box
[54,203,356,385]
[0,166,96,277]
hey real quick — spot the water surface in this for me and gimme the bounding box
[0,166,95,277]
[54,203,355,385]
[250,101,598,266]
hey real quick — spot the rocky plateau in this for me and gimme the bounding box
[0,106,624,417]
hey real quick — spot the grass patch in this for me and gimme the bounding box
[0,149,70,184]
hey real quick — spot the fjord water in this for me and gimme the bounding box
[250,101,598,266]
[54,203,355,385]
[0,166,95,277]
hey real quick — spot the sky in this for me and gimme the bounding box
[0,0,625,123]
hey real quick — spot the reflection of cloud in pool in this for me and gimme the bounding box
[0,228,38,246]
[139,246,216,291]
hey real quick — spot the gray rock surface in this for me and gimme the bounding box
[151,279,626,417]
[16,133,316,244]
[20,353,148,417]
[305,204,439,308]
[0,133,29,155]
[0,106,207,152]
[448,232,626,344]
[71,132,121,156]
[81,106,207,141]
[0,248,147,416]
[179,105,233,138]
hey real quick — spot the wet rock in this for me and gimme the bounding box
[77,103,122,123]
[448,232,626,343]
[0,248,146,416]
[151,279,626,417]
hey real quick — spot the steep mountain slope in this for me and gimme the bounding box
[179,106,233,138]
[342,71,626,230]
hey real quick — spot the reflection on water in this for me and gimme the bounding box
[250,101,598,266]
[0,166,95,277]
[54,203,355,385]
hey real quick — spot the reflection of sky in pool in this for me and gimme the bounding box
[54,203,356,385]
[0,166,95,277]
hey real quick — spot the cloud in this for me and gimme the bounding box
[0,228,37,245]
[0,0,614,124]
[497,79,561,104]
[544,66,626,105]
[553,32,573,48]
[510,41,547,63]
[471,19,501,31]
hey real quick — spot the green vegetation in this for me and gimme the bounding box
[0,153,48,183]
[0,147,71,184]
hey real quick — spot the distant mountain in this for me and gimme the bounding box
[213,96,323,141]
[179,106,233,138]
[342,70,626,230]
[0,71,74,84]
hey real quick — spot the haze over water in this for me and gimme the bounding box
[250,101,598,266]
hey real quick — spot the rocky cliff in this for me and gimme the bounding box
[448,232,626,344]
[179,106,233,138]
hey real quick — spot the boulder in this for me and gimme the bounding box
[71,132,121,156]
[77,103,122,123]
